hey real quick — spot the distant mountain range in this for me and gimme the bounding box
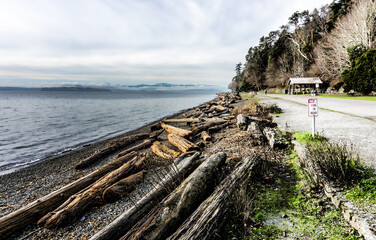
[0,83,223,93]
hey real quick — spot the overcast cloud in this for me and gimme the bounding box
[0,0,332,88]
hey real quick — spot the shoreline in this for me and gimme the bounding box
[0,95,216,220]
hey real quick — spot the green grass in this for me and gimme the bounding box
[244,154,361,239]
[297,93,376,101]
[346,176,376,214]
[319,94,376,101]
[293,131,326,144]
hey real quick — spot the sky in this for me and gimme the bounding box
[0,0,333,89]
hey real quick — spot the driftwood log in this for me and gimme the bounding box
[163,118,201,123]
[39,156,146,229]
[120,152,227,240]
[191,119,227,135]
[201,131,211,142]
[208,121,232,134]
[75,133,149,169]
[0,151,137,240]
[117,138,155,158]
[167,134,198,153]
[102,171,144,203]
[160,122,192,137]
[167,155,260,240]
[89,152,204,240]
[151,141,180,160]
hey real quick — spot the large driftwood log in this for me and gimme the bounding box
[151,141,180,160]
[161,122,192,137]
[89,152,204,240]
[117,138,155,158]
[39,156,146,229]
[0,151,137,240]
[191,119,227,135]
[167,155,260,240]
[121,152,227,240]
[167,134,198,153]
[163,118,201,123]
[102,171,144,203]
[75,133,149,169]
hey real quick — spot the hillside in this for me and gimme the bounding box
[229,0,376,95]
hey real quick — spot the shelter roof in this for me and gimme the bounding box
[289,77,322,85]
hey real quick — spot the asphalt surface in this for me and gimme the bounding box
[258,94,376,170]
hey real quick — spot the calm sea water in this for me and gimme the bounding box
[0,90,216,175]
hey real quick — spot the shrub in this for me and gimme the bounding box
[306,141,365,186]
[342,49,376,95]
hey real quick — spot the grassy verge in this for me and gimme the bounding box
[296,93,376,101]
[222,152,361,239]
[294,131,376,215]
[318,94,376,101]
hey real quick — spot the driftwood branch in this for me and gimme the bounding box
[117,138,155,158]
[75,133,149,169]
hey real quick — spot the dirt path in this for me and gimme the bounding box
[258,95,376,170]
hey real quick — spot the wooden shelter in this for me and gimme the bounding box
[288,77,322,95]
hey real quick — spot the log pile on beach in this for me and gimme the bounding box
[0,92,290,240]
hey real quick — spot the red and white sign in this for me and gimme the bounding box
[308,98,318,117]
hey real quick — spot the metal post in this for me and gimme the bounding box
[312,116,315,137]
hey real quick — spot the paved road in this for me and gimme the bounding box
[258,94,376,170]
[266,94,376,120]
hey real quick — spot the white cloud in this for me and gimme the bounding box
[0,0,333,87]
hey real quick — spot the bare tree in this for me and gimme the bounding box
[315,0,376,81]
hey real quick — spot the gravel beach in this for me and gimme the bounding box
[0,102,208,240]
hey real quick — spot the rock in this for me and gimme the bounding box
[263,127,288,149]
[236,114,249,130]
[247,122,264,145]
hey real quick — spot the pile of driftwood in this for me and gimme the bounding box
[0,93,243,240]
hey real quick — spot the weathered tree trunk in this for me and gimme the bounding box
[191,119,227,135]
[89,152,204,240]
[0,151,137,240]
[201,131,211,142]
[167,134,198,153]
[167,155,260,240]
[151,141,180,160]
[117,138,155,158]
[102,171,144,203]
[120,152,227,240]
[163,118,201,123]
[208,121,232,134]
[39,156,146,229]
[75,133,149,169]
[161,122,192,137]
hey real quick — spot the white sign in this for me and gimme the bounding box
[308,98,318,117]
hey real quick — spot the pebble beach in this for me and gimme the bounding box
[0,104,202,240]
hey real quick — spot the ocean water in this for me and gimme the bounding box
[0,90,216,175]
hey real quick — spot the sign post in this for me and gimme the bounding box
[308,98,318,136]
